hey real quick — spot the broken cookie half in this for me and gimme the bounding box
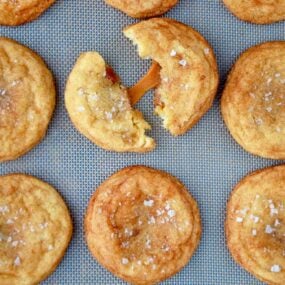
[124,18,219,136]
[65,18,219,152]
[65,52,155,152]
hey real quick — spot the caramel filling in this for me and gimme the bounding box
[128,62,161,105]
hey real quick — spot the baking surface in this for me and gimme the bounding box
[0,0,284,284]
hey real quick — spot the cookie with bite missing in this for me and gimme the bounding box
[0,37,55,162]
[0,0,55,26]
[0,174,72,285]
[105,0,178,18]
[223,0,285,24]
[226,165,285,285]
[85,165,201,285]
[221,41,285,159]
[124,18,219,136]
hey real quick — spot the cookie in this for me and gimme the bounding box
[223,0,285,24]
[65,52,155,153]
[226,165,285,284]
[0,174,72,285]
[0,0,55,26]
[0,37,56,162]
[124,18,219,136]
[221,41,285,159]
[105,0,178,18]
[85,166,201,285]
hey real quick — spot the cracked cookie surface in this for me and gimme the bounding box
[223,0,285,24]
[0,174,72,285]
[226,165,285,284]
[0,37,55,162]
[105,0,178,18]
[0,0,55,26]
[221,41,285,159]
[85,166,201,285]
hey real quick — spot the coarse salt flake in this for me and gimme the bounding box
[275,219,281,227]
[271,208,278,216]
[170,50,177,57]
[144,200,154,207]
[77,88,85,96]
[121,258,129,265]
[6,219,13,224]
[271,265,281,273]
[167,210,176,218]
[14,256,21,266]
[0,205,9,214]
[204,48,210,55]
[255,118,263,126]
[236,217,243,223]
[77,106,85,113]
[179,59,187,67]
[265,225,274,234]
[148,216,156,224]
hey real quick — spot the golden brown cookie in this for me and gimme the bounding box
[0,174,72,285]
[0,0,55,26]
[65,52,155,153]
[124,18,219,136]
[223,0,285,24]
[0,37,56,162]
[221,41,285,159]
[85,166,201,285]
[105,0,178,18]
[226,165,285,285]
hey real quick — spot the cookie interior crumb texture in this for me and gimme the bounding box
[124,18,219,136]
[85,166,201,285]
[0,174,73,285]
[65,52,155,152]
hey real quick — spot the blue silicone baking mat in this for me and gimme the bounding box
[0,0,284,284]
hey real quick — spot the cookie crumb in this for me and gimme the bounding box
[144,200,154,207]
